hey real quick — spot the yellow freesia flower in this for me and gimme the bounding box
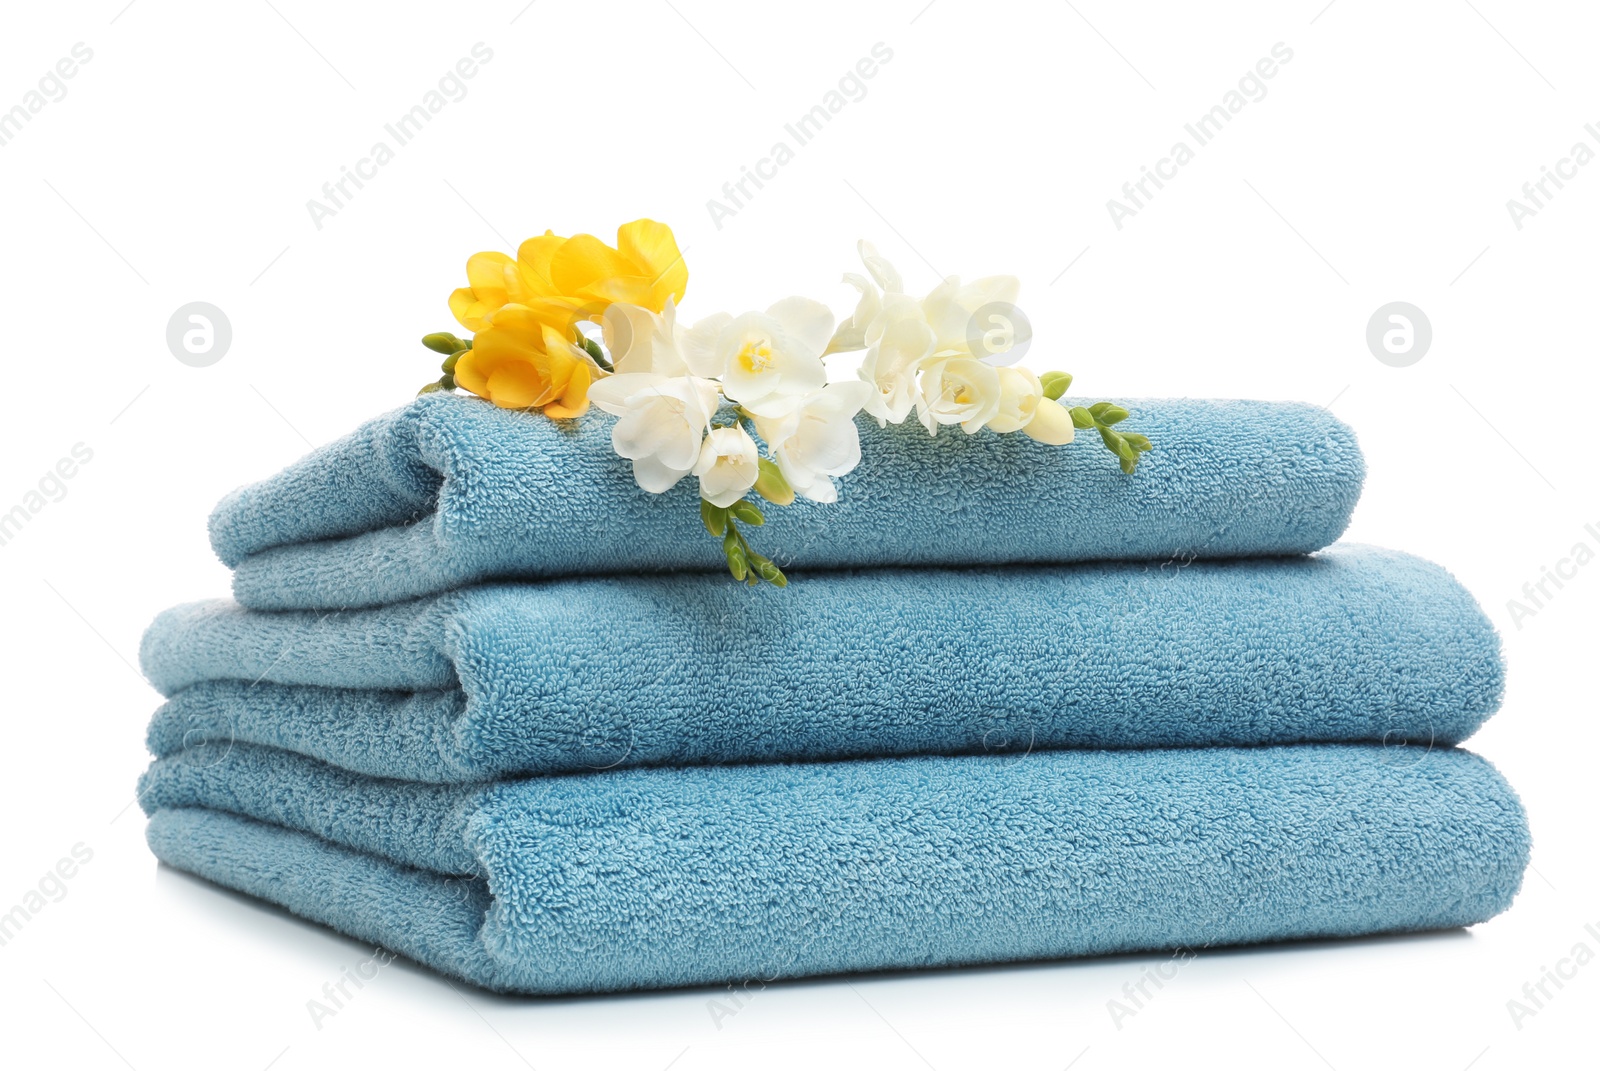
[448,219,688,334]
[451,307,594,418]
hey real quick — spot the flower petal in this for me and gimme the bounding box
[681,312,733,378]
[1023,397,1076,446]
[616,218,689,306]
[631,452,694,494]
[550,233,635,295]
[766,296,835,358]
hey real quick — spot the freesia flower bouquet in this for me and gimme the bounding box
[419,219,1151,586]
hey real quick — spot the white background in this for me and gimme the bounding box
[1,1,1596,1067]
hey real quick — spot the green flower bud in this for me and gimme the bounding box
[441,350,465,374]
[1097,404,1130,426]
[731,500,765,526]
[1070,406,1096,429]
[417,381,444,395]
[438,373,456,391]
[423,332,465,355]
[1039,371,1073,400]
[726,546,748,581]
[701,499,728,537]
[753,458,795,506]
[581,336,610,368]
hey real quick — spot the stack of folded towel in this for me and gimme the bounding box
[139,394,1529,994]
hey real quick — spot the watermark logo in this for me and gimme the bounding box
[966,302,1032,366]
[1366,301,1431,367]
[166,302,232,367]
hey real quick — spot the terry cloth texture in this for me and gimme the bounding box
[140,742,1529,996]
[209,393,1365,611]
[139,545,1503,783]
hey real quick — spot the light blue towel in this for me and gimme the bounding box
[210,393,1364,610]
[140,742,1529,995]
[139,546,1502,782]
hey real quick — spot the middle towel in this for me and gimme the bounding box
[141,544,1502,782]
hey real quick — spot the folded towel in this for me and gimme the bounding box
[210,393,1364,611]
[140,742,1528,995]
[140,545,1502,782]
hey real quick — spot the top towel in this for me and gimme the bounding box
[213,393,1364,610]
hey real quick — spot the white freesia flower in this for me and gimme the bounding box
[693,425,761,507]
[588,372,722,493]
[684,296,832,406]
[602,299,727,379]
[827,243,1027,364]
[750,381,874,503]
[916,355,1002,434]
[857,294,934,426]
[1021,395,1077,445]
[919,273,1028,358]
[826,240,904,354]
[984,367,1076,445]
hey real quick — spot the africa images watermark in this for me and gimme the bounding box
[1105,946,1197,1029]
[1505,920,1600,1030]
[305,43,495,230]
[0,42,94,150]
[705,42,895,230]
[1106,42,1295,230]
[1505,122,1600,230]
[0,843,94,949]
[305,946,397,1030]
[1504,518,1600,629]
[0,443,95,550]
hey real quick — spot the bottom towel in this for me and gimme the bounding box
[141,743,1529,995]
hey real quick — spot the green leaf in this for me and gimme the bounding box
[731,500,765,526]
[701,499,727,537]
[1039,371,1073,400]
[1070,406,1096,429]
[417,381,445,395]
[1096,404,1130,426]
[753,459,795,506]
